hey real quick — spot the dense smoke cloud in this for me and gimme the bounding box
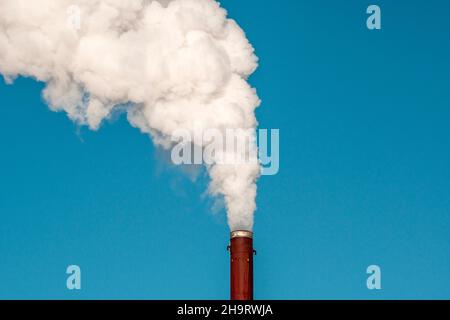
[0,0,260,230]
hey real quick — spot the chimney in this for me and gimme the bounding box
[228,230,255,300]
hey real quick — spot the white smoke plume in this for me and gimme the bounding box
[0,0,260,231]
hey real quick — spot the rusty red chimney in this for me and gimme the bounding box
[228,230,255,300]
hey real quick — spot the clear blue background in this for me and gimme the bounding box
[0,0,449,299]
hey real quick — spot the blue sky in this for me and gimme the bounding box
[0,0,449,299]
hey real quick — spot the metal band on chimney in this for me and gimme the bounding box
[230,230,253,239]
